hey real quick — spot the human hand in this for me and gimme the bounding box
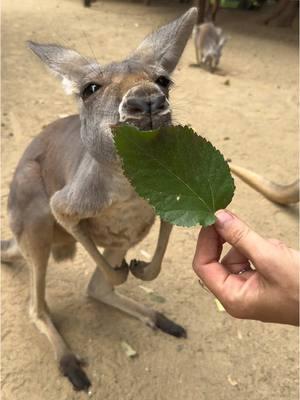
[193,210,299,326]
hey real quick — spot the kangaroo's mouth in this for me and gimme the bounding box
[120,112,171,131]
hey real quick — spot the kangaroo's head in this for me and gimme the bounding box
[28,8,197,161]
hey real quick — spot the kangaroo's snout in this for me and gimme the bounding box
[119,83,171,130]
[126,94,168,115]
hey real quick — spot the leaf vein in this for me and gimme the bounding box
[125,139,212,213]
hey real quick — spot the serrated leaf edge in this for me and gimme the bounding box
[114,125,235,227]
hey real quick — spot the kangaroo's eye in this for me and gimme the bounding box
[81,83,101,100]
[155,76,171,88]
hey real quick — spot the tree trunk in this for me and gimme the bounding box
[196,0,207,24]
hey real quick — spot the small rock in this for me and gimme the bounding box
[227,375,238,386]
[224,79,230,86]
[149,292,166,304]
[138,285,154,294]
[140,249,151,260]
[121,341,137,358]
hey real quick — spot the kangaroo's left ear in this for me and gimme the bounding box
[131,7,198,74]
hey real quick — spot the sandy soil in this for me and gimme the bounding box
[1,0,299,399]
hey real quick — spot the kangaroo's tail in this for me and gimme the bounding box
[229,163,299,205]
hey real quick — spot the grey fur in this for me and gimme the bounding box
[51,243,77,263]
[133,7,198,73]
[2,8,197,391]
[193,22,227,72]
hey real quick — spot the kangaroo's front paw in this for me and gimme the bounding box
[129,259,159,281]
[59,354,91,392]
[109,259,129,286]
[129,259,149,279]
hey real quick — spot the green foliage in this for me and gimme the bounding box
[113,125,235,227]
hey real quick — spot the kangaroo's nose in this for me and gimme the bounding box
[126,94,168,115]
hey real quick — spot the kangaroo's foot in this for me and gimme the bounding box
[59,354,91,392]
[87,266,187,338]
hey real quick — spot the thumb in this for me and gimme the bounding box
[214,210,271,269]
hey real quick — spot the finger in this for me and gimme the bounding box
[267,238,286,247]
[194,257,251,305]
[214,210,273,274]
[193,225,223,268]
[193,258,231,298]
[221,247,252,274]
[193,227,244,299]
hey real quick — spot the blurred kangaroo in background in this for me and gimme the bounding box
[1,8,197,392]
[193,22,227,72]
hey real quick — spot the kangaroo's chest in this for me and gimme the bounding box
[88,192,155,249]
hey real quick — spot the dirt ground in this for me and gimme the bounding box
[1,0,299,399]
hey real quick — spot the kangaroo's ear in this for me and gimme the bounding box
[27,41,99,95]
[131,7,197,74]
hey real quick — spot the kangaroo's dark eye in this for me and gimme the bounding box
[81,83,101,100]
[155,76,171,88]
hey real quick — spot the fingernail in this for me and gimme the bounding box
[215,210,234,227]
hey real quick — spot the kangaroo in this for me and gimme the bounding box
[1,8,197,392]
[193,22,227,72]
[229,163,299,205]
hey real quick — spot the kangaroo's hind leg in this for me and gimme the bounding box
[8,165,91,392]
[87,246,186,338]
[194,35,202,65]
[18,213,91,392]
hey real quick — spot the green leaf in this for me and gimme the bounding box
[113,125,235,227]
